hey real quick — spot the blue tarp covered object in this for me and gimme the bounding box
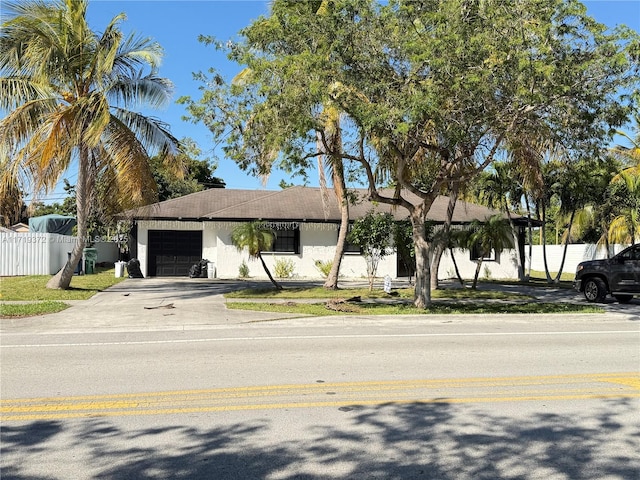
[28,214,77,235]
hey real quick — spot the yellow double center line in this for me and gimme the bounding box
[2,372,639,422]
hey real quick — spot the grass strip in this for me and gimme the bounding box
[225,286,530,301]
[0,301,69,318]
[226,301,603,316]
[0,268,125,301]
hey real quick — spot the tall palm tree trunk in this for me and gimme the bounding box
[539,202,553,283]
[554,209,575,283]
[318,110,348,290]
[525,201,533,280]
[324,157,348,289]
[472,259,484,290]
[431,185,458,289]
[47,147,92,289]
[258,252,282,290]
[449,247,465,286]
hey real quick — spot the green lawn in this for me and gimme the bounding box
[0,301,69,318]
[225,283,602,316]
[0,268,125,317]
[225,286,532,301]
[0,268,125,301]
[528,270,576,284]
[227,301,603,316]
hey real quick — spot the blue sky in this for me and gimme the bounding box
[45,0,640,201]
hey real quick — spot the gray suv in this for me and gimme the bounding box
[574,243,640,303]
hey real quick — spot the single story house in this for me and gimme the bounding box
[118,186,530,280]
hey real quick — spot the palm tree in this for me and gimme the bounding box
[316,106,350,290]
[0,162,24,227]
[469,160,526,280]
[608,171,640,245]
[464,215,514,290]
[231,221,282,290]
[549,159,606,282]
[611,114,640,178]
[0,0,180,289]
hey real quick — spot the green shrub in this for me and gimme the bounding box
[314,259,333,278]
[238,260,250,278]
[274,258,295,278]
[483,265,491,280]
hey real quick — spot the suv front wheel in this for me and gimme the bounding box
[583,277,607,303]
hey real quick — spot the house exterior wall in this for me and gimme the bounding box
[437,248,520,282]
[135,219,519,281]
[203,221,398,279]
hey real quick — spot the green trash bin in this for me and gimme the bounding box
[83,247,98,274]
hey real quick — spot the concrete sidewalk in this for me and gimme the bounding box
[1,277,638,334]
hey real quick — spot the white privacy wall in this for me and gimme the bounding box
[0,232,120,276]
[0,232,76,275]
[526,244,627,274]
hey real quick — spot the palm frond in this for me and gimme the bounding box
[110,107,178,157]
[99,116,158,206]
[107,74,174,109]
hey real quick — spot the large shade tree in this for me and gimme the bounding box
[184,0,638,308]
[0,0,181,289]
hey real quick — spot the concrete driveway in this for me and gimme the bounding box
[0,278,306,334]
[1,277,638,335]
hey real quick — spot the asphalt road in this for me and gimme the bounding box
[2,309,639,480]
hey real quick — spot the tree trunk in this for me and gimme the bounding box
[367,260,375,292]
[257,252,282,290]
[449,247,464,286]
[472,260,483,289]
[411,213,432,309]
[47,147,91,289]
[430,243,444,290]
[431,186,458,289]
[554,209,575,283]
[525,202,533,280]
[539,202,553,283]
[324,159,348,289]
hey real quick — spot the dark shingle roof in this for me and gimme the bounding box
[119,186,515,224]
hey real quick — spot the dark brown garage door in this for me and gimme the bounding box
[148,230,203,277]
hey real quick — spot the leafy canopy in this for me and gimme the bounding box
[182,0,639,306]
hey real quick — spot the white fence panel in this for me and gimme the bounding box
[1,232,120,276]
[528,244,627,275]
[1,232,76,276]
